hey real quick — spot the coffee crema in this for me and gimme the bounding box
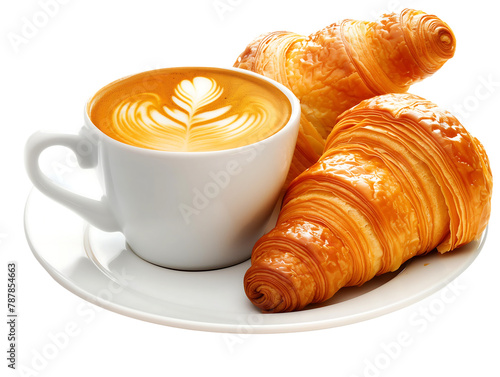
[88,68,292,152]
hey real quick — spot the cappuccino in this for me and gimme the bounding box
[88,67,292,152]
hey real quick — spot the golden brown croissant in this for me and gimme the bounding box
[244,93,492,313]
[234,9,456,185]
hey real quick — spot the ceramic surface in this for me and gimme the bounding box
[24,188,485,333]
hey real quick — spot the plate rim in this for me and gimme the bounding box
[24,187,487,334]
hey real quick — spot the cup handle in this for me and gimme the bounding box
[25,131,120,232]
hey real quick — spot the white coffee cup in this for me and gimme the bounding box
[25,67,300,270]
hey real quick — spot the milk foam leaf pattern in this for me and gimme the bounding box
[171,77,224,116]
[111,76,273,151]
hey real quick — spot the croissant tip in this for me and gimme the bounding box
[401,9,456,74]
[435,24,456,57]
[244,266,300,313]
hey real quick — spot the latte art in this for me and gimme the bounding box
[88,68,291,152]
[112,77,272,151]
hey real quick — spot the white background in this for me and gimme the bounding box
[2,0,499,376]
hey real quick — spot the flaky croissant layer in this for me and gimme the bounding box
[235,9,456,186]
[244,93,492,313]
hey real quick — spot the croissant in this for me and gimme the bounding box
[234,9,456,185]
[244,93,493,313]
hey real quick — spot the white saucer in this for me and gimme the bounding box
[24,188,486,333]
